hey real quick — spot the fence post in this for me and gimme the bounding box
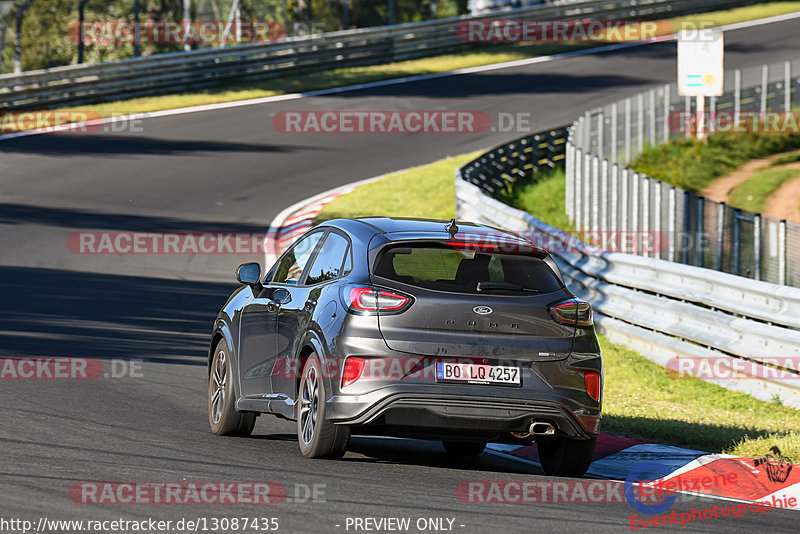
[696,197,704,268]
[663,84,670,143]
[642,177,650,255]
[591,157,600,234]
[761,64,768,115]
[621,169,629,234]
[624,98,632,164]
[733,210,741,276]
[597,111,604,161]
[632,173,640,235]
[754,215,761,281]
[709,96,716,133]
[786,60,792,113]
[611,103,618,164]
[13,0,36,74]
[684,96,691,138]
[584,153,592,232]
[611,164,619,235]
[649,89,656,146]
[654,182,661,259]
[779,220,787,285]
[734,69,741,115]
[584,111,591,151]
[637,93,644,154]
[716,203,725,272]
[600,160,609,236]
[566,142,574,222]
[669,187,676,263]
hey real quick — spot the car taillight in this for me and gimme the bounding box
[346,286,411,313]
[584,371,601,402]
[549,299,593,326]
[342,357,366,387]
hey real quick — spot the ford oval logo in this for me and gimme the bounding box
[473,306,493,315]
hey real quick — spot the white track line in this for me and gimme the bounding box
[2,10,799,143]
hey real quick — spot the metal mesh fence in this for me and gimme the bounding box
[567,56,800,287]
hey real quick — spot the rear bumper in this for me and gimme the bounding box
[326,392,600,439]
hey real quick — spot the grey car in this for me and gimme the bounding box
[208,217,602,476]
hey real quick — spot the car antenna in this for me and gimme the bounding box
[445,218,459,237]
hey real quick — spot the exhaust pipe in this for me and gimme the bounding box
[529,421,556,436]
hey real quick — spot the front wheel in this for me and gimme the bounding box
[537,436,596,477]
[208,339,256,436]
[297,354,349,459]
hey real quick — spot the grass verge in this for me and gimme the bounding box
[314,152,800,458]
[12,2,800,119]
[727,166,800,212]
[630,131,800,192]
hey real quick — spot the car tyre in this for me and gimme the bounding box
[442,441,487,456]
[537,435,596,477]
[297,354,350,459]
[209,339,256,436]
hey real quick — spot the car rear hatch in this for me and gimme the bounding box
[368,235,578,362]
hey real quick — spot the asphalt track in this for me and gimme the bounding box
[2,17,800,534]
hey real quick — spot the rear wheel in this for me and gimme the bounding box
[297,354,350,459]
[208,339,256,436]
[442,441,487,456]
[537,436,596,477]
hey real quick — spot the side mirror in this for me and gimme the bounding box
[236,263,261,287]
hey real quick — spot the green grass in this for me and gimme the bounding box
[313,152,478,224]
[770,151,800,166]
[727,167,800,212]
[36,1,800,118]
[316,152,800,457]
[630,131,800,192]
[495,167,574,232]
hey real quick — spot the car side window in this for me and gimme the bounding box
[306,232,350,285]
[273,232,324,285]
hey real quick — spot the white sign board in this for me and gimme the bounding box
[678,30,724,97]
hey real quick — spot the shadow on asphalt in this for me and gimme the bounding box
[0,134,326,157]
[0,266,234,362]
[0,203,272,233]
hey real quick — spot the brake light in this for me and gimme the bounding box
[342,357,366,387]
[347,286,411,313]
[549,299,593,326]
[584,371,601,402]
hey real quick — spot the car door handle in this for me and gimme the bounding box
[304,299,317,311]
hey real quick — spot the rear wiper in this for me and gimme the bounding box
[476,281,540,293]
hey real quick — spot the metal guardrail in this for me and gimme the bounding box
[454,171,800,408]
[0,0,756,109]
[567,57,800,287]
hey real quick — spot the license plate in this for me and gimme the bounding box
[435,362,521,386]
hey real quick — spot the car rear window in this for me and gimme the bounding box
[373,243,563,294]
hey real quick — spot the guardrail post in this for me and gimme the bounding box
[761,64,768,115]
[13,0,36,74]
[786,60,792,113]
[779,220,787,285]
